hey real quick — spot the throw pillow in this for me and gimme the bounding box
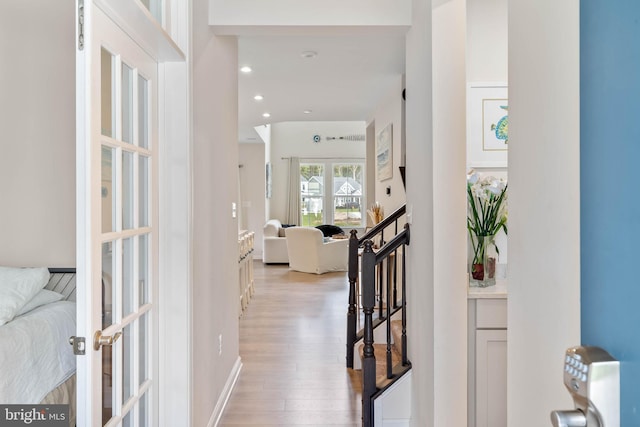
[315,224,345,237]
[16,289,64,316]
[0,266,50,326]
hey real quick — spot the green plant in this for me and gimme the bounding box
[467,171,508,266]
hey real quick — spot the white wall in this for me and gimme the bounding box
[239,143,266,258]
[432,1,467,426]
[405,0,435,425]
[0,0,75,267]
[371,76,406,215]
[365,122,376,226]
[192,0,241,424]
[508,1,581,426]
[257,124,272,221]
[158,60,192,426]
[210,0,411,33]
[268,121,366,222]
[467,0,507,82]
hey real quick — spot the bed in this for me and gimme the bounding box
[0,267,76,425]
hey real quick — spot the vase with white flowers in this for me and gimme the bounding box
[467,170,508,287]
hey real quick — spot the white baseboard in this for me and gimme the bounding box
[208,357,243,427]
[378,420,410,427]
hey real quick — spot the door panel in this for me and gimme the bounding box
[77,3,158,425]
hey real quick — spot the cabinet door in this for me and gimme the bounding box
[475,329,507,427]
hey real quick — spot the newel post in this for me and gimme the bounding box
[361,240,377,426]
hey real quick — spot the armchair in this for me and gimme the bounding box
[284,227,349,274]
[263,219,289,264]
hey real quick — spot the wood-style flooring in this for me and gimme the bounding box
[218,261,362,426]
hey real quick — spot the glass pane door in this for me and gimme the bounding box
[94,10,157,426]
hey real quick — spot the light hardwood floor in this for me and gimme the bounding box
[218,261,362,426]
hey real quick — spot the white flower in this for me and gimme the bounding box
[467,171,508,264]
[473,185,489,201]
[467,170,480,185]
[487,179,506,195]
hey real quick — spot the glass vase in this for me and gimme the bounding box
[469,234,497,287]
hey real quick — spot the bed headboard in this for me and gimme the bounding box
[46,268,76,302]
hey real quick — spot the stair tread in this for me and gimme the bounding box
[358,343,402,382]
[375,362,412,391]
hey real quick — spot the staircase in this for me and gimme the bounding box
[356,319,403,384]
[346,205,411,427]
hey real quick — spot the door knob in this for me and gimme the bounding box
[550,410,586,427]
[93,330,122,350]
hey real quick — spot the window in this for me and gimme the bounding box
[300,163,324,227]
[332,164,363,227]
[300,160,365,227]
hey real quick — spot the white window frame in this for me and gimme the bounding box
[299,158,366,227]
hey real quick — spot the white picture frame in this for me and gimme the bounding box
[467,83,508,168]
[376,123,393,181]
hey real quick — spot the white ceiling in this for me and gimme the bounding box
[237,34,406,143]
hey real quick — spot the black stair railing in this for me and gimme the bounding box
[361,225,410,426]
[346,204,406,368]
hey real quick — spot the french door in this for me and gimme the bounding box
[76,2,159,426]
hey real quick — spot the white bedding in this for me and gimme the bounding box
[0,301,76,403]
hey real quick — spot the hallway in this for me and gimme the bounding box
[219,261,362,426]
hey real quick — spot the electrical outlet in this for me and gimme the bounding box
[218,334,223,356]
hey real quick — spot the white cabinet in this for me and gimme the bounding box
[468,297,507,427]
[475,329,507,427]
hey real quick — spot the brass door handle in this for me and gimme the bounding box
[93,330,122,351]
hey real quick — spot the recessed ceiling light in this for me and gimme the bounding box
[303,109,312,114]
[254,95,264,101]
[300,51,318,59]
[240,66,252,73]
[262,113,271,118]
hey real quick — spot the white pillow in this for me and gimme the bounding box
[0,266,50,326]
[16,289,64,316]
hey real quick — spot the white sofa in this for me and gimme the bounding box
[263,219,289,264]
[284,227,349,274]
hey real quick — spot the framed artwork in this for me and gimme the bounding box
[467,83,508,168]
[376,123,393,181]
[265,162,272,199]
